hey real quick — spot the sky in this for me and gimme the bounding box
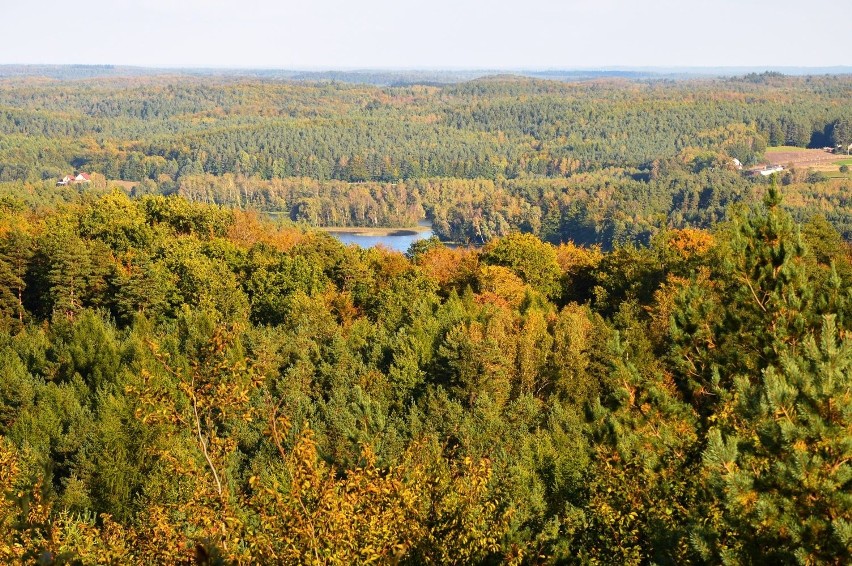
[1,0,849,69]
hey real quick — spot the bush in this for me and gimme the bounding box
[807,170,829,183]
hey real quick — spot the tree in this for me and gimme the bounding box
[833,117,852,154]
[580,320,700,564]
[0,229,32,331]
[125,313,260,559]
[434,303,516,408]
[698,316,852,563]
[550,303,609,404]
[46,232,95,321]
[670,180,814,415]
[481,233,562,299]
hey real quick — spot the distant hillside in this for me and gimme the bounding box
[0,65,849,85]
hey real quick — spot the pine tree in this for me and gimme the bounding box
[47,234,93,321]
[672,180,852,563]
[833,117,852,154]
[580,308,700,564]
[700,315,852,563]
[721,180,812,368]
[0,230,32,331]
[670,179,815,415]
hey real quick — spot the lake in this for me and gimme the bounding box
[327,226,434,253]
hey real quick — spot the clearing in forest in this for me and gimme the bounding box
[764,147,850,171]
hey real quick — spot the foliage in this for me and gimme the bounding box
[0,74,851,563]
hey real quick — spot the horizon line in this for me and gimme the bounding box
[1,63,851,72]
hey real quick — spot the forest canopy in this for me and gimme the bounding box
[0,184,850,563]
[0,73,851,563]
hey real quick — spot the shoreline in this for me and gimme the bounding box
[317,225,433,237]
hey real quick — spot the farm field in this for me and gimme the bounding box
[763,146,847,170]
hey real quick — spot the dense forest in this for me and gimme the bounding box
[0,74,850,247]
[0,184,850,563]
[0,72,851,563]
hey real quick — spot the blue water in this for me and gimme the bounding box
[331,228,434,253]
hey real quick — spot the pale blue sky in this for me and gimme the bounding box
[2,0,849,69]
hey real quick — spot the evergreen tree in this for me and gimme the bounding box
[699,315,852,563]
[670,180,815,415]
[0,230,32,331]
[47,233,94,321]
[581,315,700,564]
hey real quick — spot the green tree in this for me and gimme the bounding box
[580,320,699,564]
[698,315,852,563]
[833,117,851,154]
[0,230,32,331]
[481,233,562,299]
[670,181,814,415]
[45,233,96,321]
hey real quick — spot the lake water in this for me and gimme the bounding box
[330,227,434,253]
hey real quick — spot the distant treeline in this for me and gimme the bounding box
[0,75,849,185]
